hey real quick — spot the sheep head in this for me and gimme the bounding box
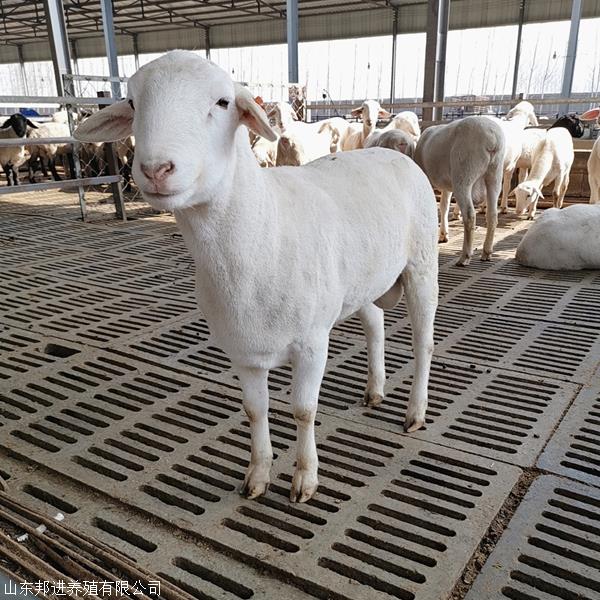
[513,181,544,216]
[74,50,276,211]
[351,100,391,135]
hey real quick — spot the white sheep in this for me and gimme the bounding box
[516,204,600,269]
[516,128,546,182]
[365,129,416,158]
[0,114,38,185]
[511,127,574,219]
[493,101,539,213]
[580,107,600,204]
[275,127,332,166]
[383,111,421,141]
[342,100,391,150]
[74,50,439,503]
[414,116,505,265]
[28,121,72,181]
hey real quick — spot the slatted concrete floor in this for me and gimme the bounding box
[1,193,600,600]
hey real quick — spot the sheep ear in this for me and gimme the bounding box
[73,100,133,142]
[235,83,277,142]
[26,119,39,129]
[379,108,392,119]
[351,107,363,117]
[535,186,544,199]
[581,107,600,121]
[508,187,518,197]
[0,118,12,130]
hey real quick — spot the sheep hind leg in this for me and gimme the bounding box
[438,190,451,243]
[290,337,329,503]
[555,175,569,209]
[455,190,476,266]
[500,168,513,214]
[402,264,437,433]
[358,303,386,408]
[482,176,501,261]
[237,366,272,500]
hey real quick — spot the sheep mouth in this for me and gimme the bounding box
[141,187,194,208]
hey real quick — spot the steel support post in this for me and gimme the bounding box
[43,0,72,97]
[287,0,299,83]
[100,0,122,99]
[16,45,28,95]
[560,0,582,114]
[132,34,140,70]
[511,0,526,99]
[422,0,450,122]
[390,7,399,105]
[205,27,211,60]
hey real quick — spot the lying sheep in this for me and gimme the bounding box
[0,114,38,185]
[415,116,505,265]
[342,100,391,150]
[74,50,439,503]
[581,107,600,204]
[511,127,574,219]
[365,129,416,158]
[516,204,600,270]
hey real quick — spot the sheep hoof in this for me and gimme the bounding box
[240,467,270,499]
[403,418,425,433]
[290,469,318,503]
[481,251,492,261]
[456,256,471,267]
[438,233,448,243]
[363,391,383,407]
[500,207,508,214]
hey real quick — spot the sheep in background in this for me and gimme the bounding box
[0,114,38,185]
[383,111,421,141]
[550,114,584,138]
[516,204,600,270]
[275,127,332,166]
[74,50,439,503]
[28,121,72,182]
[581,107,600,204]
[365,129,416,158]
[511,127,574,219]
[516,128,546,183]
[342,100,391,150]
[415,115,505,265]
[493,101,539,213]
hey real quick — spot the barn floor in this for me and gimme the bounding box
[1,189,600,600]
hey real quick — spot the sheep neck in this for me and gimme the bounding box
[526,144,553,186]
[174,128,275,301]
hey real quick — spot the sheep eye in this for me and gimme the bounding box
[217,98,230,109]
[128,99,134,110]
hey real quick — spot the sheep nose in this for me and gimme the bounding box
[141,161,175,182]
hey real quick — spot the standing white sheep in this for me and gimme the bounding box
[511,127,574,219]
[581,107,600,204]
[516,204,600,270]
[342,100,391,150]
[493,101,539,213]
[516,128,546,183]
[414,116,505,265]
[74,50,439,503]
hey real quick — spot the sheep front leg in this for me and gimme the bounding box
[237,366,272,500]
[402,266,437,433]
[438,190,452,243]
[358,303,385,407]
[290,339,329,503]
